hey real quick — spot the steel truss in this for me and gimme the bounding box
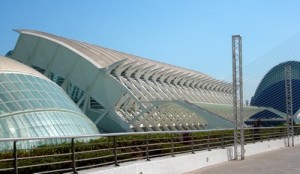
[285,65,294,147]
[232,35,245,160]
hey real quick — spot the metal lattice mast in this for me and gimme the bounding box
[285,65,294,147]
[232,35,245,160]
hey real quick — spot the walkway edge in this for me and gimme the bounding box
[78,136,300,174]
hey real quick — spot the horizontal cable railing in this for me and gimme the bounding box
[0,126,299,174]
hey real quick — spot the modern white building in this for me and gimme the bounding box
[7,29,286,132]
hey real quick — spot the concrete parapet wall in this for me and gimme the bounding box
[79,136,300,174]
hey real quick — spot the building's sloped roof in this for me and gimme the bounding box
[15,29,216,81]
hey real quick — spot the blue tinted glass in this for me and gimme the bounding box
[0,84,6,92]
[0,104,9,113]
[34,83,44,91]
[6,102,21,112]
[24,82,34,89]
[22,91,34,99]
[10,91,24,100]
[0,73,97,145]
[0,75,8,82]
[2,82,17,91]
[18,100,32,110]
[0,93,13,101]
[31,91,43,99]
[13,82,26,90]
[8,74,19,82]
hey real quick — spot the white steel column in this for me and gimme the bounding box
[232,35,245,160]
[285,65,294,147]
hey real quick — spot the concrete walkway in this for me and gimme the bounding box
[185,144,300,174]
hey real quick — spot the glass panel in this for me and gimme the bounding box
[41,84,50,92]
[0,75,8,82]
[17,74,28,82]
[39,92,50,99]
[47,93,57,100]
[31,91,43,99]
[13,82,26,90]
[24,75,36,83]
[31,76,41,84]
[21,91,34,99]
[5,102,21,111]
[28,100,42,108]
[31,113,41,126]
[18,101,32,110]
[0,84,6,92]
[10,91,24,100]
[34,83,44,91]
[38,100,51,108]
[0,104,9,113]
[8,74,19,82]
[24,82,35,90]
[0,93,13,102]
[46,100,56,108]
[2,82,17,91]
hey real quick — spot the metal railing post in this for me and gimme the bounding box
[171,133,175,157]
[221,133,225,149]
[13,141,18,174]
[4,128,295,173]
[207,132,211,151]
[252,128,255,143]
[191,133,195,154]
[113,136,119,166]
[244,130,247,145]
[260,129,262,142]
[146,134,150,161]
[71,138,77,174]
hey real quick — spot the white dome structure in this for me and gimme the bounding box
[0,56,99,148]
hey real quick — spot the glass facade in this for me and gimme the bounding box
[251,61,300,114]
[0,71,99,148]
[0,73,81,113]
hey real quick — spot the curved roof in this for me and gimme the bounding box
[15,29,216,81]
[251,61,300,114]
[0,56,48,80]
[253,61,300,98]
[0,57,99,145]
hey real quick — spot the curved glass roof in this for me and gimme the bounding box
[0,73,81,113]
[0,57,99,143]
[253,61,300,98]
[0,110,97,138]
[251,61,300,114]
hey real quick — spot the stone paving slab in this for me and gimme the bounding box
[185,144,300,174]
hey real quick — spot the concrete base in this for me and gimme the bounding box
[78,136,300,174]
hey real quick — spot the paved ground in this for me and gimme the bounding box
[185,145,300,174]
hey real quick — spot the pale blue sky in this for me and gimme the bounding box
[1,0,299,80]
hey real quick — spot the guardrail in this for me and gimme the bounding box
[0,126,298,174]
